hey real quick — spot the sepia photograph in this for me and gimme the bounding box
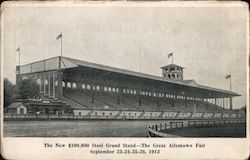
[1,1,249,159]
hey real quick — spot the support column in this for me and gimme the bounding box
[117,92,120,105]
[223,98,225,109]
[185,96,187,108]
[156,92,159,107]
[206,99,208,109]
[39,75,42,93]
[48,74,51,97]
[43,74,46,95]
[40,74,44,95]
[196,97,198,108]
[138,90,141,106]
[226,98,229,109]
[57,70,63,99]
[53,73,55,98]
[172,94,175,107]
[230,97,232,110]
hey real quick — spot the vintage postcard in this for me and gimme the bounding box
[1,1,249,159]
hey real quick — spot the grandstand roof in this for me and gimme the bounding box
[19,56,240,98]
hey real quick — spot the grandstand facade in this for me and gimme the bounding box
[14,56,243,119]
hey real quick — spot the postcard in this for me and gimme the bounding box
[1,1,249,159]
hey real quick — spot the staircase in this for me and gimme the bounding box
[159,111,165,118]
[139,111,145,118]
[115,110,123,117]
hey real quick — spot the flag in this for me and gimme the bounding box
[168,52,173,58]
[56,33,62,40]
[16,47,20,52]
[225,74,231,79]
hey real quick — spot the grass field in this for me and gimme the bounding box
[162,124,246,137]
[4,120,246,137]
[4,120,169,137]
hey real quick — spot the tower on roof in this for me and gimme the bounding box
[161,64,184,81]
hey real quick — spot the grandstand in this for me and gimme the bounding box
[14,56,244,120]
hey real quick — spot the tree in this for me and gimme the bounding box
[16,79,40,99]
[4,78,15,108]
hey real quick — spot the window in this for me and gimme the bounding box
[55,81,58,86]
[116,88,119,92]
[123,89,126,93]
[110,112,112,115]
[44,79,48,85]
[62,81,65,87]
[72,83,76,89]
[87,84,91,90]
[130,89,134,94]
[96,85,100,91]
[149,92,151,96]
[112,88,116,92]
[103,112,105,116]
[36,79,41,85]
[82,84,85,89]
[95,112,97,115]
[93,85,96,90]
[108,87,112,92]
[104,87,107,92]
[67,82,71,88]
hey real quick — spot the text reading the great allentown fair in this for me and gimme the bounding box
[43,142,206,155]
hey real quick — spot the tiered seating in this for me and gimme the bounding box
[63,89,111,110]
[62,94,89,109]
[158,99,172,109]
[94,92,138,111]
[197,101,233,113]
[62,88,232,114]
[121,95,158,111]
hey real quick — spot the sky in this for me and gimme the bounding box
[2,2,248,108]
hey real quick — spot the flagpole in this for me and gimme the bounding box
[57,33,63,69]
[61,32,62,57]
[18,48,20,66]
[230,74,231,92]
